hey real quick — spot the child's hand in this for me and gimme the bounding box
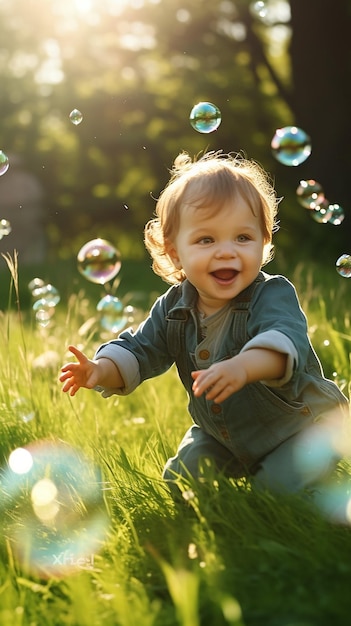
[60,345,100,396]
[191,360,247,404]
[191,349,287,403]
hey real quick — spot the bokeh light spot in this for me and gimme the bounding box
[2,440,109,577]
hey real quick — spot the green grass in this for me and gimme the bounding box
[0,254,350,626]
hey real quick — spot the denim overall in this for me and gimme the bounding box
[162,274,349,493]
[96,272,349,494]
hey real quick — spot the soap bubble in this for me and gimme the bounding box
[310,199,332,223]
[296,179,324,209]
[69,109,83,125]
[32,283,60,307]
[328,204,345,226]
[0,219,12,239]
[271,126,312,166]
[0,150,9,176]
[1,440,108,577]
[96,295,128,333]
[28,277,45,293]
[189,102,222,134]
[250,1,267,19]
[77,238,121,285]
[336,254,351,278]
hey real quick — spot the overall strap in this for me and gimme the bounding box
[230,271,265,348]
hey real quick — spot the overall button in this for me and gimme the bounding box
[199,349,210,360]
[219,428,230,440]
[211,403,222,414]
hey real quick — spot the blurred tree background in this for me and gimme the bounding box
[0,0,350,277]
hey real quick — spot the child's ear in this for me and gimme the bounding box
[165,239,182,269]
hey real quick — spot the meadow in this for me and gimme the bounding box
[0,253,350,626]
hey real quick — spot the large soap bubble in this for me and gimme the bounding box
[77,238,121,285]
[1,440,108,577]
[189,102,222,134]
[271,126,311,166]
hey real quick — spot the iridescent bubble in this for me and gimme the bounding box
[0,219,12,239]
[0,150,9,176]
[296,179,324,209]
[271,126,312,166]
[1,440,108,577]
[310,199,333,223]
[250,1,268,19]
[28,277,45,293]
[328,204,345,226]
[96,295,127,333]
[77,238,121,285]
[335,254,351,278]
[69,109,83,125]
[33,302,56,327]
[32,283,60,307]
[189,102,222,134]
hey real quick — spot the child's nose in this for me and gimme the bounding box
[215,242,236,258]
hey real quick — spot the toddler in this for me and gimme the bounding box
[60,151,350,495]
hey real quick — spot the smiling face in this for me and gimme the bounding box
[166,197,265,316]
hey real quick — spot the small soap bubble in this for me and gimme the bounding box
[0,219,12,239]
[328,204,345,226]
[250,1,267,19]
[96,295,127,333]
[310,199,332,223]
[33,302,56,328]
[271,126,312,166]
[1,440,108,577]
[296,179,324,209]
[0,150,9,176]
[336,254,351,278]
[32,283,60,307]
[77,238,121,285]
[189,102,222,134]
[69,109,83,125]
[28,277,45,293]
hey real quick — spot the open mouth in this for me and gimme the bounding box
[211,269,238,283]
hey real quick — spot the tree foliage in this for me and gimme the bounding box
[0,0,349,266]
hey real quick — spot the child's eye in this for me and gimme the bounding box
[197,236,214,245]
[237,234,250,242]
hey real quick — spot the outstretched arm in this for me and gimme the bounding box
[59,345,124,396]
[191,348,287,404]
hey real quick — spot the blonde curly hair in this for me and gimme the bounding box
[144,151,280,284]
